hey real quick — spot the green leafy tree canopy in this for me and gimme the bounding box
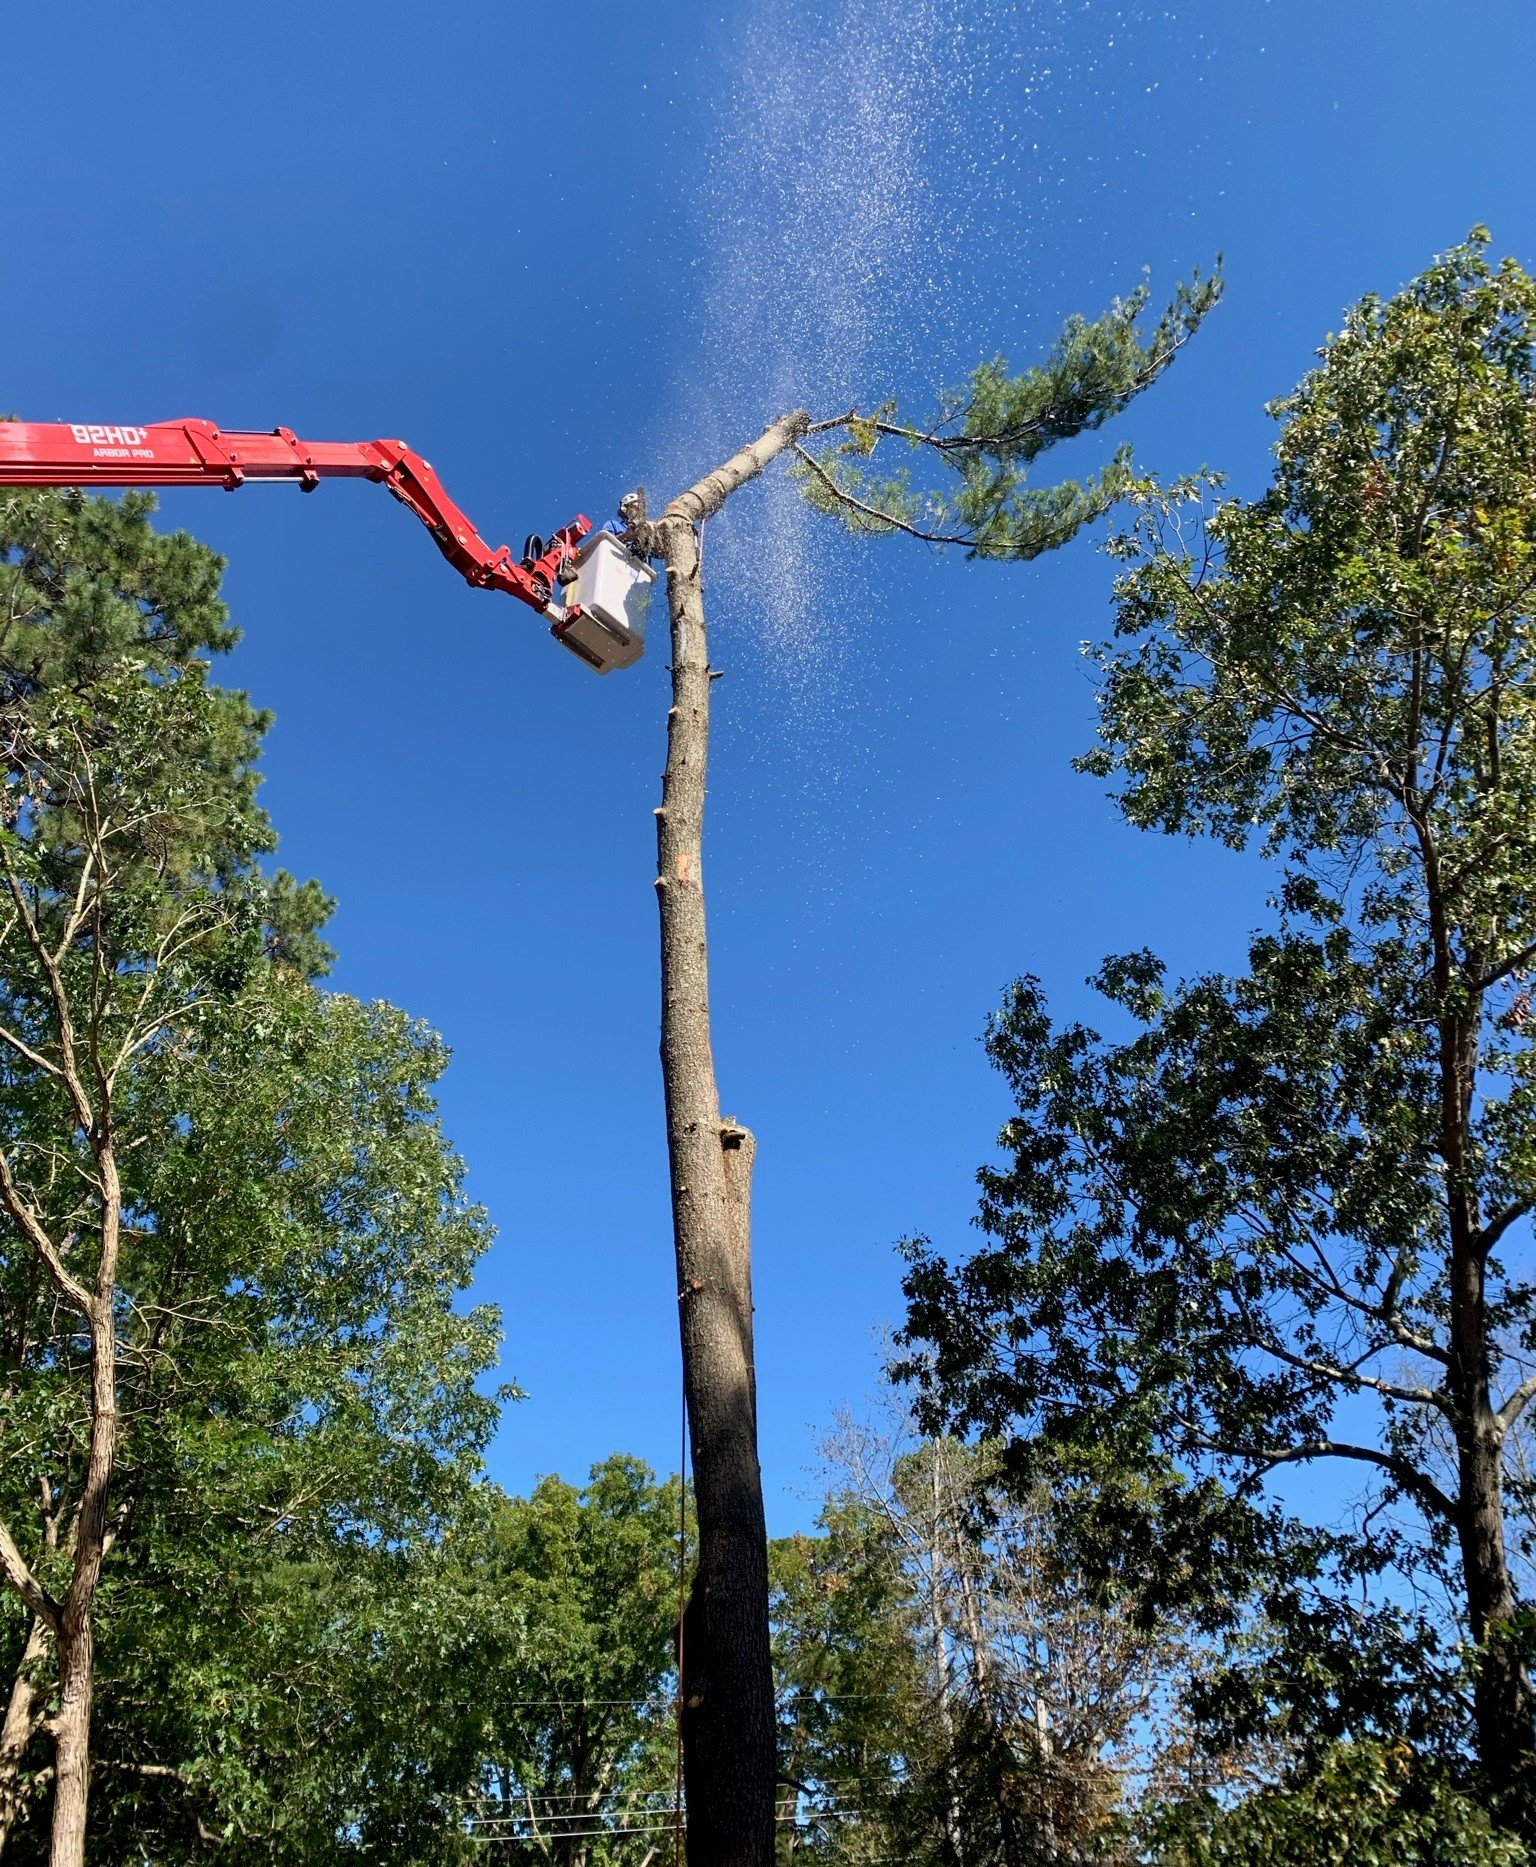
[899,231,1536,1823]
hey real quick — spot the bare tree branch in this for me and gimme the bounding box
[0,844,93,1137]
[790,443,976,549]
[0,1150,88,1313]
[0,1517,59,1631]
[1217,1436,1456,1522]
[1498,1374,1536,1437]
[1479,1200,1534,1258]
[0,1019,65,1083]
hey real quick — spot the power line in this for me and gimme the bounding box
[462,1808,871,1828]
[382,1687,910,1715]
[462,1806,874,1828]
[462,1809,875,1846]
[459,1781,894,1813]
[465,1772,896,1797]
[463,1807,872,1827]
[442,1690,903,1710]
[465,1791,675,1808]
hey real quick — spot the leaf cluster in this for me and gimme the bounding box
[1146,1739,1528,1867]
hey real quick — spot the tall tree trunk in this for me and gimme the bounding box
[1457,1405,1529,1806]
[49,1293,116,1867]
[0,1615,51,1853]
[1439,1001,1535,1816]
[50,1121,122,1867]
[48,1628,91,1867]
[927,1454,965,1867]
[652,410,809,1867]
[943,1452,1032,1867]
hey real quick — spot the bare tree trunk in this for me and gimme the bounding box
[49,1287,117,1867]
[943,1455,1031,1867]
[652,410,809,1867]
[1435,990,1536,1816]
[0,1615,51,1853]
[48,1629,91,1867]
[926,1454,965,1867]
[47,1130,123,1867]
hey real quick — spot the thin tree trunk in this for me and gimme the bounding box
[50,1127,122,1867]
[652,410,809,1867]
[1438,996,1535,1815]
[0,1615,51,1853]
[926,1453,964,1867]
[944,1456,1031,1867]
[1457,1407,1530,1802]
[48,1314,113,1867]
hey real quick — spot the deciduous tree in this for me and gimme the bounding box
[772,1388,1210,1865]
[900,231,1536,1830]
[454,1457,690,1867]
[0,488,500,1862]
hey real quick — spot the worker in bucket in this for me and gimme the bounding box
[544,488,658,595]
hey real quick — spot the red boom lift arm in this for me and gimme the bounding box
[0,416,592,633]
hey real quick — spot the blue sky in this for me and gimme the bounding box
[2,0,1531,1531]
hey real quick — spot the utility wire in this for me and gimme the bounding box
[485,1780,681,1798]
[455,1781,899,1823]
[463,1809,873,1845]
[423,1689,903,1711]
[459,1778,891,1809]
[462,1805,871,1830]
[463,1804,873,1826]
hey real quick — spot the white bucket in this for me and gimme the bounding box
[554,533,653,674]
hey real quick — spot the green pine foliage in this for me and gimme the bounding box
[792,270,1221,559]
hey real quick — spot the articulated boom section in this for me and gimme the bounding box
[0,418,590,623]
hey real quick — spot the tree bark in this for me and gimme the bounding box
[0,1615,51,1853]
[1457,1402,1530,1809]
[652,410,809,1867]
[49,1286,117,1867]
[43,1128,123,1867]
[926,1453,965,1867]
[1436,982,1535,1817]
